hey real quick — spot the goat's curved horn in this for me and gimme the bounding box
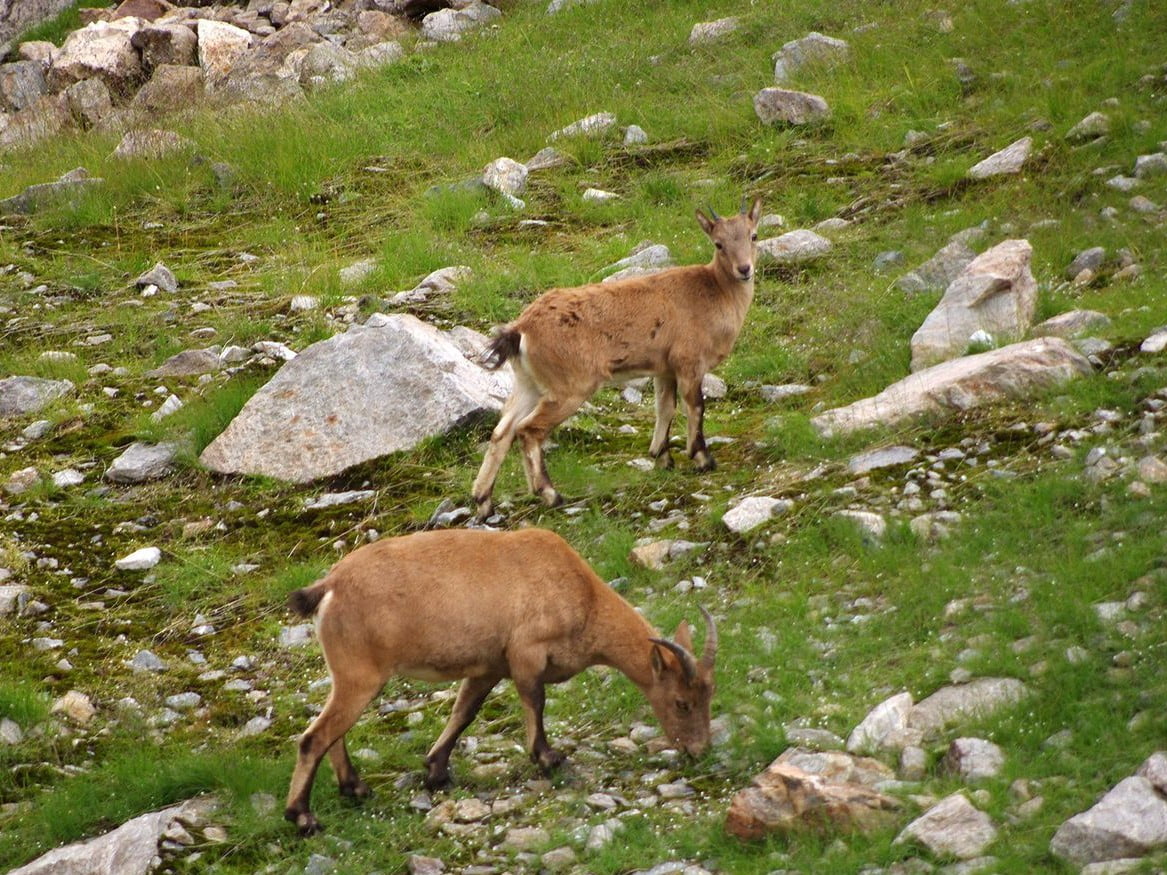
[650,637,698,683]
[706,204,720,222]
[699,606,718,670]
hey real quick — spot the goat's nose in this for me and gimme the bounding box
[738,265,752,279]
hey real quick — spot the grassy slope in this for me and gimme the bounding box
[1,0,1166,872]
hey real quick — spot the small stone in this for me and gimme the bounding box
[51,690,96,725]
[116,547,161,571]
[722,496,793,533]
[967,137,1031,179]
[130,650,167,673]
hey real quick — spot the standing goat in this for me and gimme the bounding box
[473,197,763,518]
[283,528,717,836]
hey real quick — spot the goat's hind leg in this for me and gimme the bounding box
[285,674,382,836]
[472,373,541,519]
[516,393,587,508]
[424,675,500,790]
[327,738,370,801]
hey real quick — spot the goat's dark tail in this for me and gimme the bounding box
[288,583,327,618]
[481,327,521,370]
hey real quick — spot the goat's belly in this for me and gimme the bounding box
[396,662,494,682]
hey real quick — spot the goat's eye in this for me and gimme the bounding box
[675,699,692,713]
[715,242,723,250]
[751,233,758,241]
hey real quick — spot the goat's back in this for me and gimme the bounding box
[311,529,610,681]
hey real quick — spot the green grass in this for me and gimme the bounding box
[1,0,1166,871]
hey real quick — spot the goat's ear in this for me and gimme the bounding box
[651,643,667,679]
[748,198,763,226]
[674,620,693,652]
[695,208,715,237]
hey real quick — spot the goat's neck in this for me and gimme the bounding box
[709,258,755,309]
[590,600,660,691]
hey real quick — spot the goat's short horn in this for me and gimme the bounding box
[650,637,698,683]
[698,606,718,670]
[739,195,748,215]
[706,204,720,222]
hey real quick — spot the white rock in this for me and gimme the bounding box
[896,793,998,859]
[812,338,1091,437]
[548,111,617,140]
[583,187,619,203]
[772,32,850,83]
[116,547,162,571]
[910,239,1036,371]
[482,157,528,197]
[753,88,831,125]
[197,20,254,80]
[722,496,792,533]
[847,691,913,754]
[967,136,1032,179]
[689,17,739,46]
[756,229,832,265]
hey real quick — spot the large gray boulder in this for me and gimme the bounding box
[0,0,74,52]
[7,797,215,875]
[910,239,1037,371]
[0,376,73,417]
[0,61,47,112]
[200,316,510,483]
[1050,774,1167,866]
[812,338,1092,437]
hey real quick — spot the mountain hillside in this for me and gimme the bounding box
[1,0,1166,872]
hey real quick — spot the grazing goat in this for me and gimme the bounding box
[283,528,717,836]
[473,197,764,519]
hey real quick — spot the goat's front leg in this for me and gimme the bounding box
[649,375,677,469]
[515,679,564,772]
[424,675,500,789]
[679,375,715,472]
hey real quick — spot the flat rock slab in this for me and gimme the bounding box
[911,239,1037,371]
[757,229,832,266]
[0,376,74,418]
[967,136,1032,179]
[1032,309,1111,339]
[1051,775,1167,866]
[8,797,214,875]
[907,677,1029,737]
[848,446,919,475]
[896,793,997,859]
[726,760,900,840]
[200,315,509,483]
[811,338,1092,437]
